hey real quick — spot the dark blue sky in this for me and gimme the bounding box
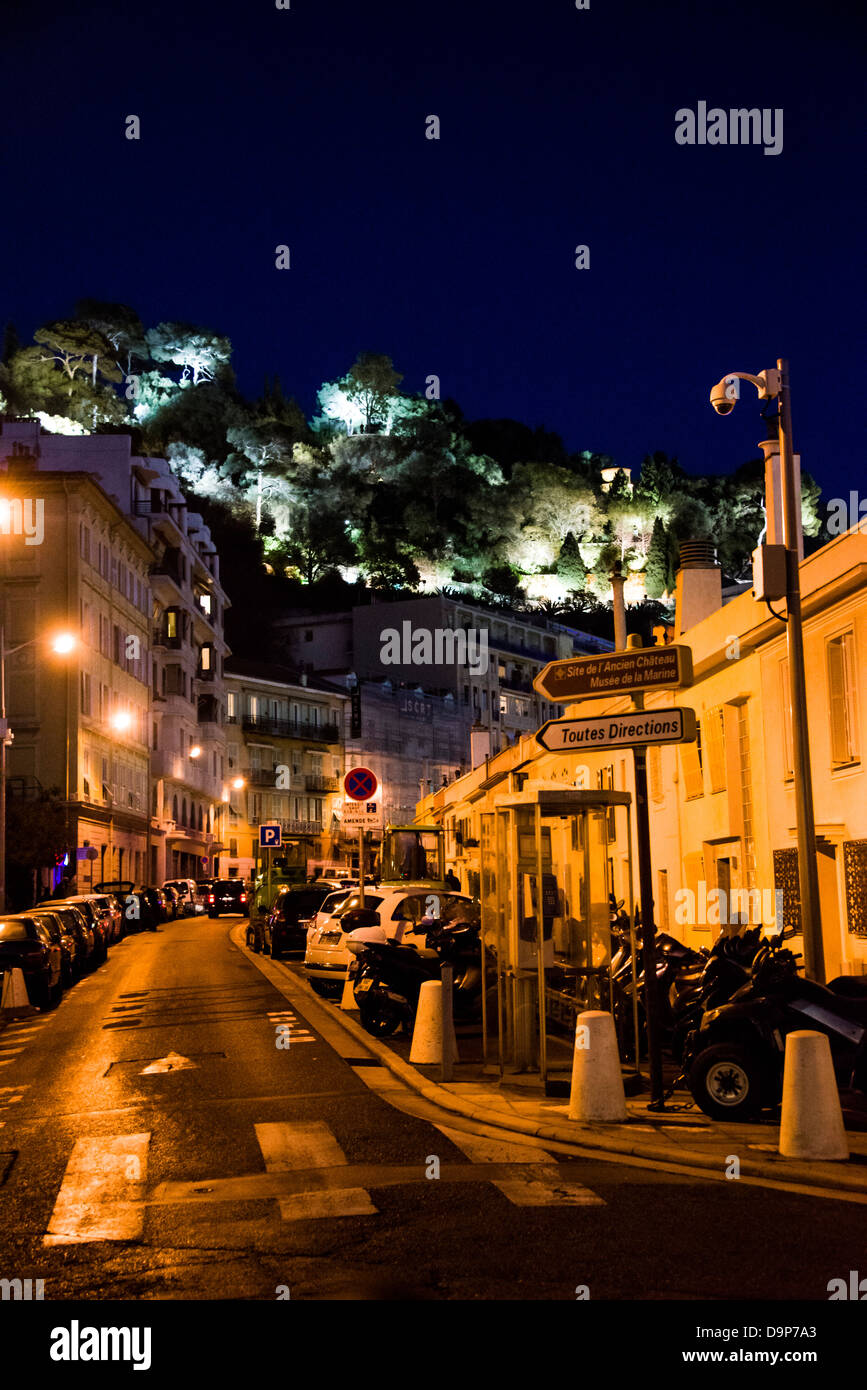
[3,0,864,501]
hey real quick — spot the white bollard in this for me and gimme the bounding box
[778,1029,849,1161]
[409,980,458,1067]
[1,968,31,1012]
[568,1010,628,1123]
[339,970,356,1011]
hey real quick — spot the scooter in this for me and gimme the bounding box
[682,936,867,1120]
[350,920,484,1038]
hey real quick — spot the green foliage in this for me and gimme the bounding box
[645,516,670,599]
[557,531,587,589]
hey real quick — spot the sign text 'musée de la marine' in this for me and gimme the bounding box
[534,645,693,701]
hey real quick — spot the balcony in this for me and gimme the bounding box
[250,814,322,836]
[238,714,339,743]
[242,767,280,787]
[305,775,339,792]
[152,626,183,650]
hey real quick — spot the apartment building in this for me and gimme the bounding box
[417,524,867,981]
[0,454,152,895]
[274,595,612,758]
[0,422,230,884]
[222,660,347,879]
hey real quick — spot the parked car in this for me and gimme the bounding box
[0,915,63,1008]
[34,903,96,972]
[256,884,334,958]
[304,890,478,993]
[88,891,124,942]
[305,887,357,945]
[55,897,111,962]
[161,884,181,920]
[163,879,203,917]
[27,907,81,987]
[206,879,250,918]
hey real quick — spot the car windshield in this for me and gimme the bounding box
[321,891,351,913]
[337,893,383,916]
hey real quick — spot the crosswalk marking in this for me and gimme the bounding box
[43,1133,150,1246]
[434,1124,605,1207]
[268,1010,317,1043]
[255,1121,377,1219]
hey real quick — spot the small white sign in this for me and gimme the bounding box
[342,798,383,828]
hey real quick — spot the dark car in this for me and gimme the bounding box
[35,903,97,972]
[27,907,81,987]
[55,897,110,963]
[263,885,334,957]
[207,879,249,918]
[0,916,63,1009]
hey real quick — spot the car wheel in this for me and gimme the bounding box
[688,1042,771,1121]
[308,979,330,997]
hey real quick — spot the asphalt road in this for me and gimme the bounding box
[0,916,863,1302]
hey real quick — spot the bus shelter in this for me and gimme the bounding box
[480,787,637,1092]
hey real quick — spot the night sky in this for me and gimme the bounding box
[3,0,865,501]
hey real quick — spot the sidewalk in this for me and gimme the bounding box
[232,930,867,1198]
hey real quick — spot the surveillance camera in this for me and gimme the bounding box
[710,376,739,415]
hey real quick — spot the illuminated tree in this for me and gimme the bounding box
[146,321,232,386]
[315,353,404,435]
[645,516,671,599]
[557,531,587,590]
[75,300,147,377]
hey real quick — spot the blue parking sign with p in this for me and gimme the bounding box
[260,824,282,847]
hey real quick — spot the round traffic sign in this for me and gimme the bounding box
[344,766,377,801]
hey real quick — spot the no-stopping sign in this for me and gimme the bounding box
[344,767,378,801]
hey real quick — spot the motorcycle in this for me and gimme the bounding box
[667,926,765,1063]
[683,935,867,1120]
[350,919,485,1038]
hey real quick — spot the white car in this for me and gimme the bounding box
[304,890,478,993]
[305,887,357,945]
[163,878,204,917]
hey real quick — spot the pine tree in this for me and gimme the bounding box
[645,516,669,598]
[557,531,587,589]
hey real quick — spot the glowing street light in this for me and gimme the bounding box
[189,744,202,759]
[110,710,133,733]
[51,632,77,655]
[232,776,245,790]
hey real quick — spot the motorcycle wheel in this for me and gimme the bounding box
[358,1000,402,1037]
[688,1043,770,1121]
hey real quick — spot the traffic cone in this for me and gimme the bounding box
[568,1010,628,1122]
[778,1030,849,1161]
[409,980,458,1066]
[1,968,34,1016]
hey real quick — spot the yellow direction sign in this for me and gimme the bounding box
[534,645,693,701]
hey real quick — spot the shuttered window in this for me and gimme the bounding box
[704,707,727,793]
[828,631,858,765]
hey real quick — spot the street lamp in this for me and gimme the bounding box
[0,629,77,913]
[708,357,824,981]
[189,745,202,759]
[110,710,133,733]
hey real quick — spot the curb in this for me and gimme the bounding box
[233,926,867,1196]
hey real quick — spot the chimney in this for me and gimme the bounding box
[758,438,804,560]
[470,722,491,769]
[674,540,722,636]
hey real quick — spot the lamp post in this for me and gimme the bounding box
[0,629,77,913]
[709,359,824,981]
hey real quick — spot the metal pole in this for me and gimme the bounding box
[358,827,365,907]
[777,358,824,982]
[440,959,454,1082]
[633,745,665,1107]
[0,623,6,914]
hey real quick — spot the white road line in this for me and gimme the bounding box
[0,1048,25,1056]
[254,1120,377,1219]
[434,1123,606,1207]
[43,1133,150,1245]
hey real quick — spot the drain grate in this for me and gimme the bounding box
[344,1057,383,1067]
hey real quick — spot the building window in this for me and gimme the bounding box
[80,523,90,562]
[227,691,237,721]
[305,629,313,642]
[648,744,663,802]
[704,707,727,793]
[80,672,91,716]
[828,631,859,765]
[779,659,794,779]
[681,739,704,799]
